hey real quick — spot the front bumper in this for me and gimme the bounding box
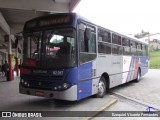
[19,84,77,101]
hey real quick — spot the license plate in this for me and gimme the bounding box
[35,91,44,97]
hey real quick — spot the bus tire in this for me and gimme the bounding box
[135,69,141,82]
[96,76,106,98]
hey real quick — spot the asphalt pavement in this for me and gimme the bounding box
[0,69,160,120]
[110,69,160,110]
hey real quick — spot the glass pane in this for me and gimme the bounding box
[98,42,111,54]
[98,28,111,43]
[23,28,76,68]
[112,44,122,55]
[79,29,96,64]
[123,46,130,55]
[112,34,121,45]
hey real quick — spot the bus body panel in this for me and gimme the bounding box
[77,60,98,100]
[139,56,149,76]
[129,56,139,80]
[91,60,99,95]
[96,54,112,77]
[77,62,92,100]
[97,54,123,88]
[20,67,79,100]
[110,55,123,87]
[97,55,149,89]
[122,56,132,83]
[65,67,79,85]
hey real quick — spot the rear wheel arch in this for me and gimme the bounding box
[101,72,110,90]
[138,67,141,76]
[136,67,141,82]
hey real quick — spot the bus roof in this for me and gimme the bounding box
[75,13,148,45]
[24,13,148,45]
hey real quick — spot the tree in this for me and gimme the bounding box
[134,30,150,38]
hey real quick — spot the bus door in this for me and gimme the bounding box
[77,22,97,100]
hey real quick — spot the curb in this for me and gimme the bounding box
[81,98,118,120]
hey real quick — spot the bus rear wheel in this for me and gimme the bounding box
[135,69,141,82]
[96,76,106,98]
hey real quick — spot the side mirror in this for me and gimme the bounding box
[84,28,91,41]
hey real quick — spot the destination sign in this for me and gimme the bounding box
[39,16,71,27]
[26,22,36,29]
[25,15,73,29]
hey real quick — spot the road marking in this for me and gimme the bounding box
[81,98,118,120]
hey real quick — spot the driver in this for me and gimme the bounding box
[50,36,71,55]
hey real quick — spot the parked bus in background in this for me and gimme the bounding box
[19,13,149,101]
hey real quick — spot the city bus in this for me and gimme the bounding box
[19,13,149,101]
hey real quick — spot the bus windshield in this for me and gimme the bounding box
[23,28,76,69]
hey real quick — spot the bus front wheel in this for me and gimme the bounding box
[96,76,106,98]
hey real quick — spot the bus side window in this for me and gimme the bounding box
[136,42,142,56]
[112,33,121,45]
[122,37,130,55]
[142,44,145,56]
[112,33,122,55]
[130,41,136,55]
[79,29,85,52]
[79,29,96,53]
[112,44,123,55]
[98,28,111,54]
[145,45,148,56]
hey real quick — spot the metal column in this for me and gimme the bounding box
[15,48,19,76]
[8,35,12,81]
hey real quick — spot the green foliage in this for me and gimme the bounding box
[149,45,154,52]
[134,30,150,38]
[149,51,160,69]
[4,54,18,69]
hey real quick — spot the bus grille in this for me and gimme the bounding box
[28,80,53,90]
[22,75,63,90]
[24,75,62,81]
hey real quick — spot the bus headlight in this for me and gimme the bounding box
[24,81,27,85]
[53,83,71,91]
[63,83,69,89]
[54,87,57,90]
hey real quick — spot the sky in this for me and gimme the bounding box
[73,0,160,35]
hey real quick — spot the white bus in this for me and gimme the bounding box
[19,13,149,101]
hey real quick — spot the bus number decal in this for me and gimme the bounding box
[53,70,64,76]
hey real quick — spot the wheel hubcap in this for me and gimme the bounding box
[98,81,105,96]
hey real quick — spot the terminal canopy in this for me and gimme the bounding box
[0,0,81,52]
